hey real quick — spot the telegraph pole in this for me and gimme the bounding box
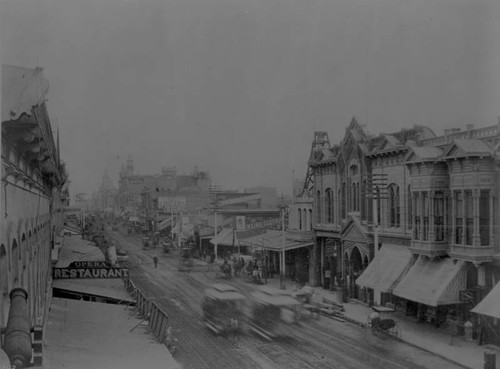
[279,193,287,289]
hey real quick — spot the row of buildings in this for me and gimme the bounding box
[1,65,68,366]
[272,117,499,345]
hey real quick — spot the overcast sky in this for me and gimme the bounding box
[2,0,499,197]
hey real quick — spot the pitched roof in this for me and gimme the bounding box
[444,139,492,158]
[405,146,443,163]
[2,64,49,122]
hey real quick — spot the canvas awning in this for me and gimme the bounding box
[239,230,313,252]
[471,282,500,319]
[158,217,172,231]
[209,228,235,246]
[393,256,466,306]
[356,244,413,293]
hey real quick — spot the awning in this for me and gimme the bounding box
[356,244,413,293]
[53,279,134,304]
[209,228,235,247]
[157,217,172,231]
[239,230,313,252]
[393,256,466,306]
[471,282,500,319]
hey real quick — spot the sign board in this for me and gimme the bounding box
[235,216,281,239]
[158,196,186,212]
[53,261,129,279]
[53,268,129,279]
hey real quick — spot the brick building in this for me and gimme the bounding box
[307,117,500,343]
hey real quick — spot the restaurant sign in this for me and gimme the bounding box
[53,261,129,279]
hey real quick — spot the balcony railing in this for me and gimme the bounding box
[409,240,448,257]
[449,244,494,263]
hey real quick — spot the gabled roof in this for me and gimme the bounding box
[342,216,369,242]
[443,139,493,159]
[405,146,443,163]
[2,64,49,122]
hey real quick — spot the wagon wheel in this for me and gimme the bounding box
[390,324,401,338]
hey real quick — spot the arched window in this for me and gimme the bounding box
[326,188,334,223]
[389,184,400,227]
[298,209,302,230]
[316,190,322,223]
[341,183,346,219]
[12,239,19,285]
[352,183,356,211]
[308,209,313,231]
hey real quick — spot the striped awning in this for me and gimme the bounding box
[356,244,413,293]
[393,256,466,306]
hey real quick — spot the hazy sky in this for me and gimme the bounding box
[2,0,499,196]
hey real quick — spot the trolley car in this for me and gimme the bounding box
[247,286,302,341]
[202,283,246,336]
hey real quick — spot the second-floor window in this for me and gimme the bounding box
[480,190,490,246]
[414,192,420,240]
[455,191,463,244]
[389,184,400,227]
[465,190,473,245]
[434,191,444,241]
[326,188,334,223]
[423,192,429,241]
[316,190,322,223]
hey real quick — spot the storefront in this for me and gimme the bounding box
[471,281,500,345]
[393,256,466,328]
[240,230,314,284]
[356,244,414,306]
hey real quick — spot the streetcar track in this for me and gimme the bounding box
[106,226,463,369]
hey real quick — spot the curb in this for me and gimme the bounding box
[340,313,473,369]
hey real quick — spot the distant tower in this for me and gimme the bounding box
[126,155,134,176]
[303,132,331,193]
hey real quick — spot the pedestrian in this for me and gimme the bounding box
[230,317,239,345]
[153,256,158,268]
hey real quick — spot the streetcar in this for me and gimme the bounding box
[201,283,246,336]
[247,286,302,341]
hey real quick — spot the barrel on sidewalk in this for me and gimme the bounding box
[484,350,496,369]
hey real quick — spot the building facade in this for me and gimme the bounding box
[1,65,67,364]
[308,117,500,341]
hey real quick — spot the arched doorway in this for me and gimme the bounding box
[349,247,363,299]
[12,239,19,288]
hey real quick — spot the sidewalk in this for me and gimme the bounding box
[45,234,179,369]
[263,276,499,369]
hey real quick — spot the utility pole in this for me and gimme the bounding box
[279,194,287,289]
[210,185,221,262]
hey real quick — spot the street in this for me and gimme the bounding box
[107,226,464,369]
